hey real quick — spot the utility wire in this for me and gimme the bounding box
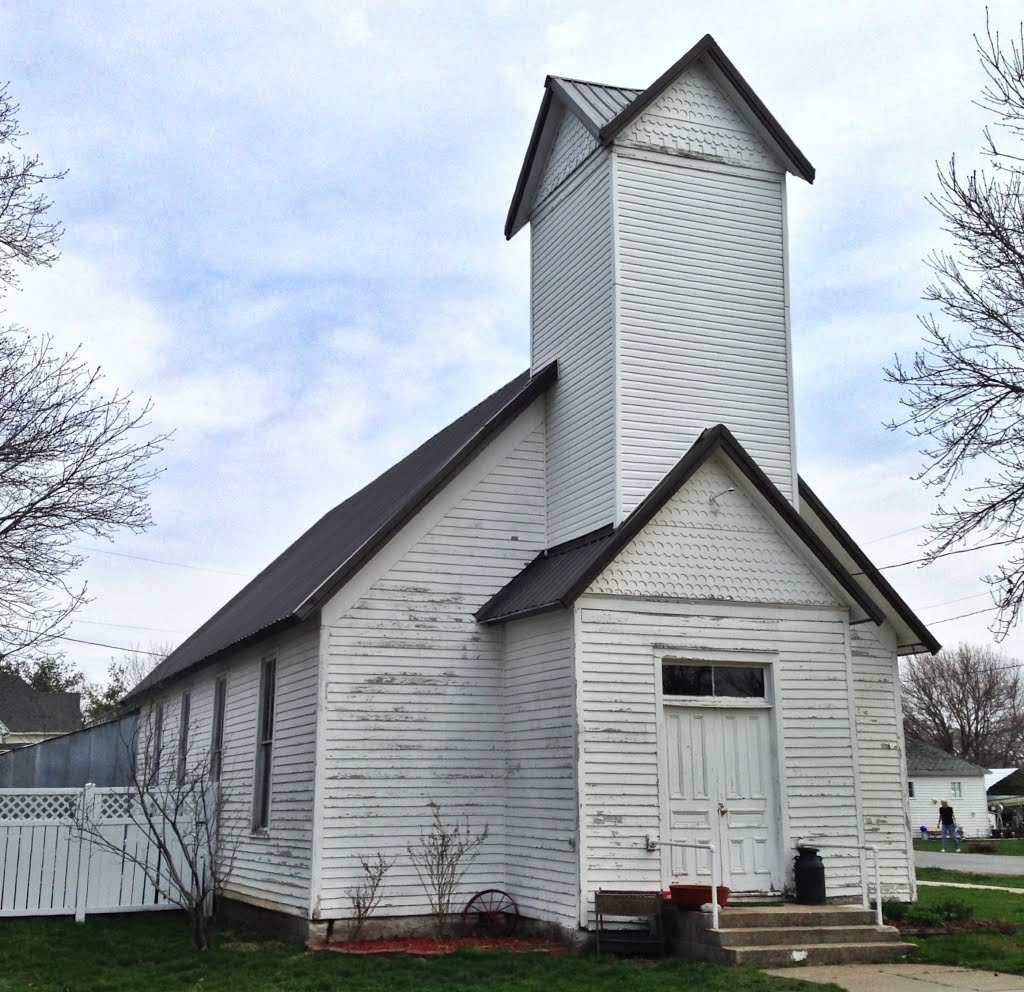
[71,544,247,578]
[863,524,926,545]
[855,537,1019,576]
[72,618,188,635]
[50,633,168,657]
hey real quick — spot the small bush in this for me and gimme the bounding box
[904,897,974,927]
[966,841,998,854]
[882,899,909,923]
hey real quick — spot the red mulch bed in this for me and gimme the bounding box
[311,936,569,956]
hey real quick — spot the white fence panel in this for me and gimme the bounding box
[0,785,184,919]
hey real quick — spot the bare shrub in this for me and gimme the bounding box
[406,800,488,940]
[347,851,395,940]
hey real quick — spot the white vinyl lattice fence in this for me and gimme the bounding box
[0,785,188,920]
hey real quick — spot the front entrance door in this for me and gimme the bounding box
[663,705,779,892]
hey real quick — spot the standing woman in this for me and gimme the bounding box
[938,800,961,853]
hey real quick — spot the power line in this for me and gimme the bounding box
[926,606,1000,626]
[71,618,187,635]
[919,591,992,611]
[857,537,1019,576]
[51,633,168,657]
[863,524,926,546]
[71,544,247,578]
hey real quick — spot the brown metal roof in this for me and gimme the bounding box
[127,362,558,701]
[477,425,884,626]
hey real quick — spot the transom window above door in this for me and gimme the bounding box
[662,663,765,699]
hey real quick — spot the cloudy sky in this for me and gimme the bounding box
[1,0,1021,681]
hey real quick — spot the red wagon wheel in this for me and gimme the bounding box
[463,888,519,937]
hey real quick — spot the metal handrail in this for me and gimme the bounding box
[798,839,883,927]
[645,835,720,930]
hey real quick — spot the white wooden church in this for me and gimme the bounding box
[129,36,937,942]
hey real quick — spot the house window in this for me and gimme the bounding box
[908,781,915,799]
[662,663,765,699]
[152,702,165,779]
[951,781,962,799]
[176,691,191,786]
[211,677,227,783]
[252,656,276,831]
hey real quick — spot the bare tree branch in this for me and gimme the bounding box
[886,14,1024,639]
[901,642,1024,765]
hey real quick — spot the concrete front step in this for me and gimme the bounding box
[712,907,875,929]
[727,940,915,966]
[708,924,902,948]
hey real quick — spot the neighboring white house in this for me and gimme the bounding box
[906,738,990,839]
[125,35,939,940]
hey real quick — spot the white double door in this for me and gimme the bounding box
[662,704,780,893]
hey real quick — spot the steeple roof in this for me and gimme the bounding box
[506,34,815,238]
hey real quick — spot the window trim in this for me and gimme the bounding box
[176,691,191,787]
[152,702,165,781]
[951,781,962,799]
[252,655,277,832]
[211,676,227,784]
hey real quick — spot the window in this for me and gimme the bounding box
[176,691,191,786]
[951,781,962,799]
[252,657,276,830]
[211,677,227,783]
[662,663,765,699]
[152,702,165,779]
[908,781,915,799]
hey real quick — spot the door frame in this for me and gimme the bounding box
[653,646,788,893]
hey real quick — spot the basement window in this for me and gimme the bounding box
[662,663,765,699]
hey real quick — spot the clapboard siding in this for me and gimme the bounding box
[531,153,616,545]
[851,623,916,898]
[576,600,863,909]
[573,464,874,916]
[503,611,578,927]
[908,775,989,840]
[143,620,320,916]
[317,422,548,918]
[615,151,793,507]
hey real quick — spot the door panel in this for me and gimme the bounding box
[664,705,779,892]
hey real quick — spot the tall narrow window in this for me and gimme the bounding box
[211,677,227,783]
[176,691,191,786]
[152,702,165,780]
[253,657,276,830]
[908,781,915,799]
[951,781,962,799]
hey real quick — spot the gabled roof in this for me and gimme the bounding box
[906,737,989,777]
[476,425,884,625]
[0,674,82,734]
[506,34,815,238]
[798,480,941,656]
[127,362,558,701]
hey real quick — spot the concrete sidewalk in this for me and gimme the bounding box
[916,852,1024,874]
[764,963,1024,991]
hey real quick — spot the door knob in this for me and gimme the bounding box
[718,803,729,816]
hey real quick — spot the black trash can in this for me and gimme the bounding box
[793,846,826,904]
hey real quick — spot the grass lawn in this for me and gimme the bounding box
[908,884,1024,973]
[913,837,1024,855]
[0,913,841,992]
[918,866,1024,889]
